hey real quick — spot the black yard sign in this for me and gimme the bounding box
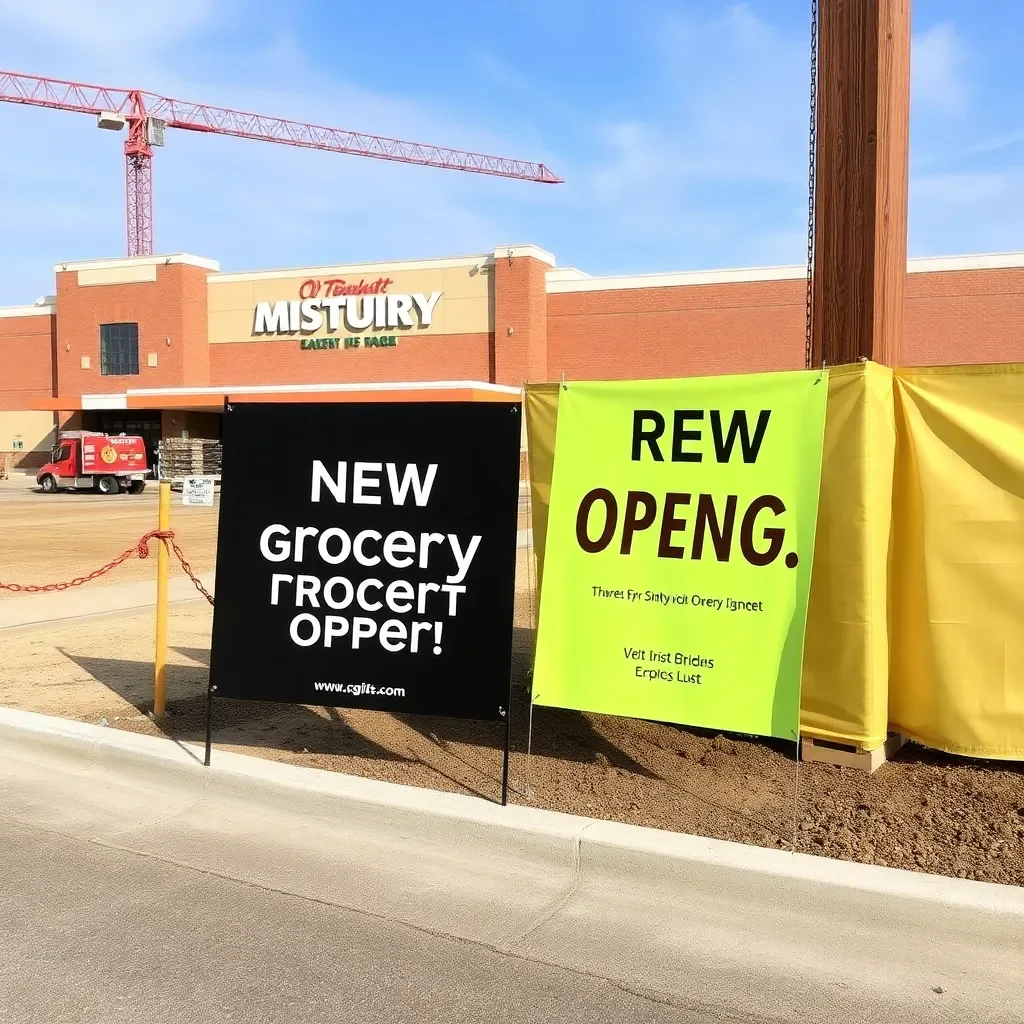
[209,401,521,723]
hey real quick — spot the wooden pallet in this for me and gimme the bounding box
[800,732,906,774]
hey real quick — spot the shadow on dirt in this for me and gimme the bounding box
[58,625,659,790]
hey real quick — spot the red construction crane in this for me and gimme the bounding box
[0,69,562,258]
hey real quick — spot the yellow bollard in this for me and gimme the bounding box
[153,480,170,717]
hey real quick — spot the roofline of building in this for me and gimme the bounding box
[545,264,805,293]
[0,301,55,318]
[907,252,1024,274]
[210,246,557,285]
[492,244,557,266]
[210,252,496,284]
[544,251,1024,294]
[54,254,221,273]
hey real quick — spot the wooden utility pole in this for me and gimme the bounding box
[811,0,912,367]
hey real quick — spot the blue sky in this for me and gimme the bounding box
[0,1,1022,304]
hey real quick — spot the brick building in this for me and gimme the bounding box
[2,245,1023,468]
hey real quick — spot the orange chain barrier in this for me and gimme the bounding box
[0,530,215,605]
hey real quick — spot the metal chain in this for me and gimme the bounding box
[0,529,214,606]
[805,0,819,370]
[167,537,215,605]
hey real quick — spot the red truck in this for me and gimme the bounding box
[36,432,149,495]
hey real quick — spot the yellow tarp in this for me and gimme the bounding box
[524,383,559,594]
[801,363,894,749]
[527,364,1024,759]
[890,364,1024,758]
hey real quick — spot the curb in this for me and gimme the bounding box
[2,706,1023,917]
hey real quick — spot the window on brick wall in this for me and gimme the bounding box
[100,322,140,376]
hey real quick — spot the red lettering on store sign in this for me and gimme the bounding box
[299,277,393,299]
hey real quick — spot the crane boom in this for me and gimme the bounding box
[0,69,561,255]
[0,69,132,117]
[149,97,562,183]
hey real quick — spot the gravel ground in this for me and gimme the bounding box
[3,602,1023,887]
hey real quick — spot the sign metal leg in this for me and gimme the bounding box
[204,684,215,767]
[501,714,511,807]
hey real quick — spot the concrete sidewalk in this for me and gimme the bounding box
[1,707,1023,1023]
[0,573,215,630]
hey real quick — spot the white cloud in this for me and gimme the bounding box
[0,0,220,55]
[583,3,809,260]
[963,129,1024,160]
[914,170,1009,206]
[668,3,809,182]
[912,23,968,117]
[910,168,1024,256]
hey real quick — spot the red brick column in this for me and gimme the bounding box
[54,256,215,398]
[491,245,553,387]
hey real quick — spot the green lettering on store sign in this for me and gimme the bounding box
[299,336,398,351]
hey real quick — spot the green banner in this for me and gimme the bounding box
[533,371,828,740]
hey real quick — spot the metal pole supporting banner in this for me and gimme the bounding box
[153,480,171,716]
[791,737,802,851]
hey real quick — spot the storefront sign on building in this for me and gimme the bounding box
[253,292,442,336]
[298,276,393,299]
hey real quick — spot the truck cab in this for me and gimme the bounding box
[37,432,149,495]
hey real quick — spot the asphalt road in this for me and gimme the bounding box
[2,732,1022,1024]
[2,823,695,1024]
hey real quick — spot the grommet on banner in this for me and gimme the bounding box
[561,371,567,391]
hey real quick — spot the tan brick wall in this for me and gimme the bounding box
[209,332,494,387]
[55,263,210,396]
[546,280,806,381]
[0,313,56,410]
[0,410,56,469]
[493,255,548,387]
